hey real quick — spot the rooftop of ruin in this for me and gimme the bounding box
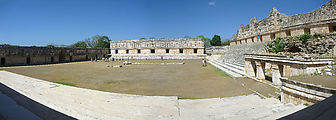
[111,38,202,43]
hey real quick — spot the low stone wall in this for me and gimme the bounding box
[280,78,336,105]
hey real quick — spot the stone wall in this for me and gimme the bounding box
[0,46,109,66]
[205,46,230,55]
[214,42,268,65]
[110,38,205,59]
[232,0,336,45]
[266,32,336,55]
[281,78,336,105]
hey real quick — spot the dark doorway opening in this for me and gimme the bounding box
[286,30,291,36]
[304,28,311,34]
[271,33,276,40]
[85,55,88,60]
[115,50,118,54]
[126,50,129,54]
[194,49,197,53]
[26,57,31,64]
[166,49,169,53]
[70,56,72,62]
[51,57,54,63]
[1,57,5,65]
[179,49,183,53]
[151,49,155,53]
[138,49,141,54]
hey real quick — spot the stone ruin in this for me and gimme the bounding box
[110,38,206,59]
[0,46,109,66]
[231,0,336,45]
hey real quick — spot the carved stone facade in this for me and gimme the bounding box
[231,0,336,45]
[0,46,109,66]
[244,54,333,86]
[110,38,206,59]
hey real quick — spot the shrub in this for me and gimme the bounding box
[313,33,323,39]
[269,38,285,53]
[299,33,312,44]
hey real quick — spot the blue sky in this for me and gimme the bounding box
[0,0,330,46]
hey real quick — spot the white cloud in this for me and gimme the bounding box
[208,1,216,6]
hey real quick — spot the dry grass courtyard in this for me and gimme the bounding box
[2,60,279,98]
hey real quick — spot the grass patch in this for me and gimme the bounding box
[220,72,231,77]
[303,103,310,106]
[55,82,75,86]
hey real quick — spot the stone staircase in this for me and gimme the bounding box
[208,60,245,78]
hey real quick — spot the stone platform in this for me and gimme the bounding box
[0,71,305,120]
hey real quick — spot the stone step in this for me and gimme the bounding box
[215,60,245,71]
[208,61,243,78]
[210,60,245,77]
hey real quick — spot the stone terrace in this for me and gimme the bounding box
[0,71,305,120]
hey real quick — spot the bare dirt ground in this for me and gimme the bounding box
[289,76,336,89]
[3,60,279,98]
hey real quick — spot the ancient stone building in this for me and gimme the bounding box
[231,0,336,45]
[0,46,109,66]
[110,38,206,59]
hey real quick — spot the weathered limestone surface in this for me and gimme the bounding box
[232,0,336,43]
[110,38,205,59]
[0,71,306,119]
[0,46,109,66]
[281,78,336,105]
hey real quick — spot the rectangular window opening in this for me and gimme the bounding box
[126,50,129,54]
[166,49,169,53]
[151,49,155,53]
[194,49,197,53]
[137,49,141,53]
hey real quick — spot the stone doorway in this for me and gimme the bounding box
[0,57,5,65]
[26,57,31,64]
[70,56,73,62]
[51,57,54,63]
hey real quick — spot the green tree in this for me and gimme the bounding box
[221,39,231,46]
[210,35,222,46]
[71,41,87,48]
[197,35,211,47]
[46,44,55,48]
[85,35,110,48]
[269,38,285,53]
[95,36,110,48]
[299,33,312,44]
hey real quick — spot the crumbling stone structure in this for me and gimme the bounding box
[110,38,206,59]
[0,46,109,66]
[281,78,336,105]
[231,0,336,45]
[244,54,333,86]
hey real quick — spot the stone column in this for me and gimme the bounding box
[245,59,256,78]
[255,61,265,80]
[271,63,282,86]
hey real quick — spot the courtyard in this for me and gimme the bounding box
[3,60,278,98]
